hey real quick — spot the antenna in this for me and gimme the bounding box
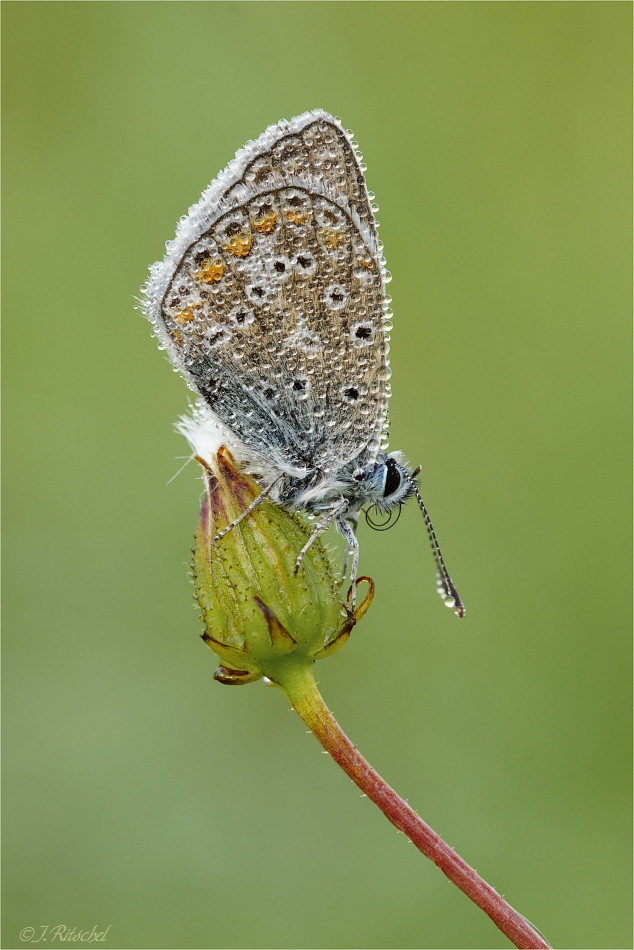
[411,478,465,619]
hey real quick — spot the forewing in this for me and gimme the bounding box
[143,110,392,475]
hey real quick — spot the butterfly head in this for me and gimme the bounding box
[360,452,418,515]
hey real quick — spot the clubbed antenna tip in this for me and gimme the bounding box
[411,480,465,619]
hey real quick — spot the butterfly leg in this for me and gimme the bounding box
[337,516,360,612]
[210,474,283,546]
[294,500,348,577]
[341,513,359,584]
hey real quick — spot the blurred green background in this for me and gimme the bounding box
[3,3,631,949]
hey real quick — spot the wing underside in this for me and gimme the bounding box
[143,111,392,475]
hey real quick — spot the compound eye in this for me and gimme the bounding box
[383,462,402,498]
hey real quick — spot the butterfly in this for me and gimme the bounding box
[142,109,464,617]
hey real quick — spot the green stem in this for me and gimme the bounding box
[281,669,551,950]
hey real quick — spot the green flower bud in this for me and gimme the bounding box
[192,447,373,689]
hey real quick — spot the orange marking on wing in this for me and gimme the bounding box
[322,228,346,249]
[173,329,183,346]
[285,210,306,225]
[253,212,277,234]
[356,256,374,270]
[222,234,253,257]
[197,259,225,284]
[173,307,195,324]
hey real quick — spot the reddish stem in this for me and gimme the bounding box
[285,673,550,950]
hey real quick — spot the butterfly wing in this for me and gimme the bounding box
[143,110,391,476]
